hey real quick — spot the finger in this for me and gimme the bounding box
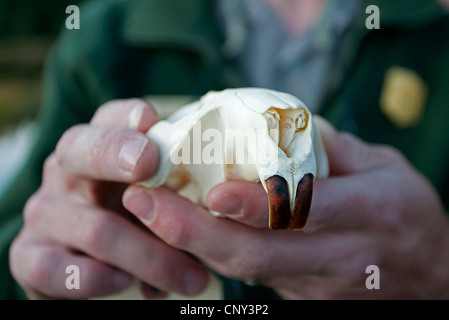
[123,185,254,261]
[313,115,338,159]
[205,175,383,232]
[313,116,360,175]
[90,99,159,132]
[123,185,361,280]
[55,125,159,182]
[10,236,132,299]
[314,116,402,175]
[206,180,269,228]
[304,176,380,232]
[27,196,209,296]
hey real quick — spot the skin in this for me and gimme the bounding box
[123,115,449,299]
[263,0,327,35]
[9,100,210,299]
[10,99,449,299]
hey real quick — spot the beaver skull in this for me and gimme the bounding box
[141,88,329,230]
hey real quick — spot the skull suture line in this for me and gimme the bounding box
[141,88,329,230]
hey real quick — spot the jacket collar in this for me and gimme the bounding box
[120,0,224,62]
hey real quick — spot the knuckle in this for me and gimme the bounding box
[23,191,48,226]
[87,129,112,171]
[55,124,86,165]
[42,154,58,179]
[161,220,188,248]
[8,236,21,262]
[8,234,27,282]
[79,213,117,256]
[27,249,59,292]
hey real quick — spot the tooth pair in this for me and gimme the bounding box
[141,88,329,230]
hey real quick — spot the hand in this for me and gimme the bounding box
[9,99,209,299]
[123,117,449,299]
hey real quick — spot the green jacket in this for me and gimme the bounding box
[1,0,448,299]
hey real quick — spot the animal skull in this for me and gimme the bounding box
[141,88,329,230]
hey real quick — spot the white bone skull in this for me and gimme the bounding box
[141,88,329,230]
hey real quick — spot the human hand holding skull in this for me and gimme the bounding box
[10,88,449,300]
[124,88,449,299]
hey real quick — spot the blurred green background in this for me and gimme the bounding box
[0,0,85,194]
[0,0,85,134]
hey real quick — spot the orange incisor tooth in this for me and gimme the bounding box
[266,175,291,230]
[289,173,313,230]
[266,174,313,230]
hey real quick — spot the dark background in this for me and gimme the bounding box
[0,0,85,133]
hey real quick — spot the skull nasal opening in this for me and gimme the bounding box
[263,107,309,156]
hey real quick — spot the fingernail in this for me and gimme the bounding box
[125,189,155,223]
[210,193,243,216]
[184,268,208,295]
[118,138,148,174]
[128,103,147,130]
[113,271,132,290]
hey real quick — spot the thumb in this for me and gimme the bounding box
[314,116,387,175]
